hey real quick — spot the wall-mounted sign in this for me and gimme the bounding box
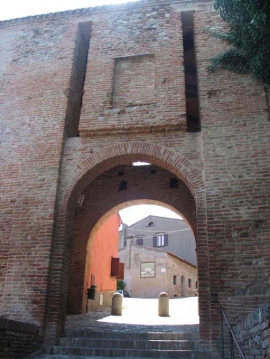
[140,262,155,278]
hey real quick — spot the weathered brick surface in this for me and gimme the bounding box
[0,0,269,357]
[167,253,197,298]
[194,3,270,354]
[79,3,186,135]
[0,318,41,358]
[233,302,270,358]
[0,16,77,330]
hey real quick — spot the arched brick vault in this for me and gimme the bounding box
[46,142,210,349]
[68,164,197,314]
[59,142,204,209]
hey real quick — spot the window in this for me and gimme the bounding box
[147,221,154,227]
[136,236,143,246]
[157,234,164,246]
[116,262,124,280]
[111,258,125,279]
[173,275,177,285]
[111,257,120,277]
[153,234,168,247]
[188,279,192,288]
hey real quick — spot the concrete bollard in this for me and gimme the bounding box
[111,292,122,316]
[158,292,169,317]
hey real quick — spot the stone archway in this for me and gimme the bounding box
[68,163,197,314]
[45,142,210,350]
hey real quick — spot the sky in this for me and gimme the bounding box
[0,0,139,21]
[119,205,182,227]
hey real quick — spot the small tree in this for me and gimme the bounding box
[208,0,270,85]
[117,280,126,291]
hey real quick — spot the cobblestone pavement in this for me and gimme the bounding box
[65,297,199,333]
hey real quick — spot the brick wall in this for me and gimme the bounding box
[79,2,186,135]
[0,15,77,330]
[0,318,41,358]
[233,302,270,359]
[0,0,269,355]
[167,253,197,298]
[194,3,270,354]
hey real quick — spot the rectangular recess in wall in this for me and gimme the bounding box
[113,54,155,108]
[65,22,91,137]
[182,12,201,132]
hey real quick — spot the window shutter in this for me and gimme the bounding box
[111,257,120,277]
[153,236,157,247]
[116,262,124,280]
[164,234,168,246]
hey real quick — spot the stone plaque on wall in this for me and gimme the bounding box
[140,262,155,278]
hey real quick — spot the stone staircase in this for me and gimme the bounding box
[43,329,211,358]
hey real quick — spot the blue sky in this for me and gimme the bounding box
[0,0,139,21]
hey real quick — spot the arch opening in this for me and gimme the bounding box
[83,202,198,314]
[67,163,198,315]
[45,146,209,347]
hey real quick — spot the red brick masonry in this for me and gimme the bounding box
[0,0,269,356]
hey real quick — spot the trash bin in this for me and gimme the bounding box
[87,285,97,300]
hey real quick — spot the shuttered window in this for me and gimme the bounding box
[111,257,120,277]
[116,262,124,280]
[136,237,143,246]
[153,234,168,247]
[164,234,168,246]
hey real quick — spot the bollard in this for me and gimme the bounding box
[158,292,169,317]
[111,292,122,316]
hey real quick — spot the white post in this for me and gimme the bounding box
[158,292,169,317]
[111,293,122,316]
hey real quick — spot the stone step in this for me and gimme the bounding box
[59,338,198,350]
[32,355,211,359]
[45,346,210,358]
[64,330,198,341]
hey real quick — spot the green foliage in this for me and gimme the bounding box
[117,280,126,290]
[209,0,270,84]
[208,48,249,74]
